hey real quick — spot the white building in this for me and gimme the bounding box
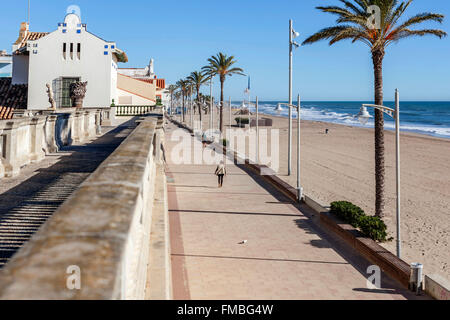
[12,13,127,110]
[118,59,169,106]
[118,58,156,80]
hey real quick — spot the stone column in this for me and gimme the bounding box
[95,109,102,135]
[84,111,92,138]
[0,120,20,177]
[101,107,115,127]
[68,113,75,145]
[29,116,46,162]
[44,115,59,154]
[74,111,84,143]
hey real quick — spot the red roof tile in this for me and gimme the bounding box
[0,78,28,109]
[0,106,14,120]
[14,32,49,52]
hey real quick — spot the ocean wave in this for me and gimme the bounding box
[235,102,450,138]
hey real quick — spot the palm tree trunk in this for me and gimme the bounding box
[182,94,185,122]
[220,77,225,134]
[372,48,386,218]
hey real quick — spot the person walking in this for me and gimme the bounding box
[215,161,226,188]
[202,131,208,149]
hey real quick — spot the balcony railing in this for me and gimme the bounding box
[116,105,158,116]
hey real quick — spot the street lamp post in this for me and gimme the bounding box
[245,98,260,164]
[288,19,300,176]
[209,77,213,132]
[357,89,401,258]
[217,101,221,130]
[229,97,232,131]
[277,94,303,202]
[256,97,259,164]
[211,97,214,131]
[190,91,193,128]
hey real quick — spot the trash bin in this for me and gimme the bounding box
[409,263,424,295]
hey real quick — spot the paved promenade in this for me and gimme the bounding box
[166,122,424,300]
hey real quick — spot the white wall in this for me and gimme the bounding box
[111,57,118,106]
[26,20,117,110]
[12,55,29,84]
[117,88,155,105]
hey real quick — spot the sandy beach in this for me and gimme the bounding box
[174,105,450,280]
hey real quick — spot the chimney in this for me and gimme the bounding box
[12,22,29,52]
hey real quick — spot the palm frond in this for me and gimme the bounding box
[393,12,445,32]
[303,25,363,45]
[303,0,446,50]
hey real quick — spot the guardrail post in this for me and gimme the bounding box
[0,121,20,177]
[44,115,59,153]
[29,117,46,162]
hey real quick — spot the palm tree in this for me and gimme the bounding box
[166,84,177,114]
[199,93,211,114]
[187,71,209,122]
[174,91,182,115]
[202,53,245,133]
[176,79,189,122]
[302,0,446,217]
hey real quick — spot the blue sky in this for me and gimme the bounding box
[1,0,449,101]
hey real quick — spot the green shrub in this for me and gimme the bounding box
[330,201,364,228]
[235,117,249,125]
[358,216,388,242]
[330,201,389,242]
[221,139,228,147]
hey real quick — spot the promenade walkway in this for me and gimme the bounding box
[166,122,423,300]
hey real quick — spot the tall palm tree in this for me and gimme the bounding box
[176,79,189,122]
[166,84,177,114]
[199,93,211,115]
[202,53,245,133]
[302,0,446,217]
[187,71,209,122]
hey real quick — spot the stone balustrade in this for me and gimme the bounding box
[116,105,160,116]
[0,109,104,178]
[0,113,168,300]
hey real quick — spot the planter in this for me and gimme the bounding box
[70,81,88,109]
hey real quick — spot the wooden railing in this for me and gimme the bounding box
[116,105,158,116]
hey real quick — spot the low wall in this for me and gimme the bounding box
[0,109,104,178]
[0,114,166,299]
[425,274,450,300]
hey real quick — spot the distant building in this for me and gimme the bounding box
[117,59,167,106]
[119,58,156,79]
[10,13,127,110]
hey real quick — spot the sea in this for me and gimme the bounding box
[234,101,450,139]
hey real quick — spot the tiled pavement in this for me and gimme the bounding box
[166,122,425,300]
